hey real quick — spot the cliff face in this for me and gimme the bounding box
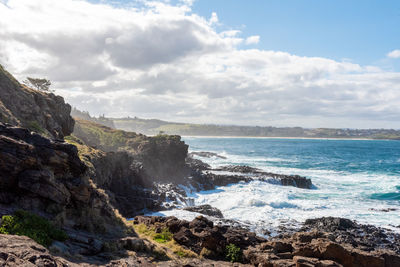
[0,65,74,139]
[0,123,125,234]
[70,119,190,217]
[73,118,189,184]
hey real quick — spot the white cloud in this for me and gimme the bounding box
[387,49,400,59]
[245,35,260,45]
[209,12,218,25]
[1,0,400,128]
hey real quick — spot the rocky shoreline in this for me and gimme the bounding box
[0,65,399,266]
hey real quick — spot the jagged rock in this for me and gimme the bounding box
[301,217,400,254]
[304,217,356,232]
[0,65,74,139]
[184,204,224,218]
[0,123,127,236]
[217,165,261,173]
[213,165,313,189]
[186,156,211,171]
[0,234,71,266]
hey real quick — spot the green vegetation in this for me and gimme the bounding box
[72,118,183,154]
[23,77,52,92]
[133,223,196,258]
[225,243,242,263]
[73,118,145,152]
[154,228,173,243]
[64,134,103,169]
[0,210,68,247]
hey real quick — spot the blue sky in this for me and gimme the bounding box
[192,0,400,68]
[1,0,400,128]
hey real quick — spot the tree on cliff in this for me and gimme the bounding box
[23,77,52,92]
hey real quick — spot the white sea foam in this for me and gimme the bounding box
[170,144,400,233]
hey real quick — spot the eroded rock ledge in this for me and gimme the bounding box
[134,215,400,267]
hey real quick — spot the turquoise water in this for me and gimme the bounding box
[177,137,400,230]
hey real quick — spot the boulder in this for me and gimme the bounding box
[184,204,224,218]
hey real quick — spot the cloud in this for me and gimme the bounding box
[1,0,400,128]
[209,12,218,25]
[245,35,260,45]
[387,49,400,59]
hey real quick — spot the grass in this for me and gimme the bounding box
[72,118,183,154]
[73,118,144,152]
[133,223,197,259]
[225,243,242,263]
[64,134,103,169]
[0,210,68,247]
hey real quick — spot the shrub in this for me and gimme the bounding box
[153,228,173,243]
[0,210,68,247]
[225,243,242,263]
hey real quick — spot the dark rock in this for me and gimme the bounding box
[184,204,224,218]
[304,217,357,231]
[216,165,260,173]
[0,65,74,139]
[186,156,211,171]
[0,234,71,266]
[188,151,227,159]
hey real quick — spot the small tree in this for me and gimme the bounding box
[23,77,52,92]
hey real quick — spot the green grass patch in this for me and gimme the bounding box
[153,228,173,243]
[225,243,242,263]
[0,210,68,247]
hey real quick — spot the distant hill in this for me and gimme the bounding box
[71,107,116,129]
[112,117,400,140]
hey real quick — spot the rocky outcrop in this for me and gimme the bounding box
[73,119,190,184]
[0,234,72,266]
[302,217,400,254]
[0,65,74,139]
[215,165,313,189]
[134,216,400,267]
[0,123,126,235]
[134,215,266,259]
[184,204,224,218]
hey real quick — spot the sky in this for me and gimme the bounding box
[0,0,400,129]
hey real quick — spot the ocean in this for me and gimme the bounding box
[153,137,400,233]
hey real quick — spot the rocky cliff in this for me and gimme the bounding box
[0,123,126,235]
[1,65,398,266]
[0,65,74,139]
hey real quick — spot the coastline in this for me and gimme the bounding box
[180,135,387,141]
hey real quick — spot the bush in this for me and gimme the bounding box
[153,228,173,243]
[0,210,68,247]
[225,243,242,263]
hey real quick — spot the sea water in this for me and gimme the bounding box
[154,137,400,232]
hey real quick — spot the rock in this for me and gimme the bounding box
[280,175,312,189]
[118,237,146,251]
[304,217,356,232]
[0,65,74,139]
[186,156,211,171]
[217,165,261,173]
[49,241,70,254]
[184,204,224,218]
[188,151,227,159]
[0,123,128,237]
[0,234,71,266]
[200,165,313,189]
